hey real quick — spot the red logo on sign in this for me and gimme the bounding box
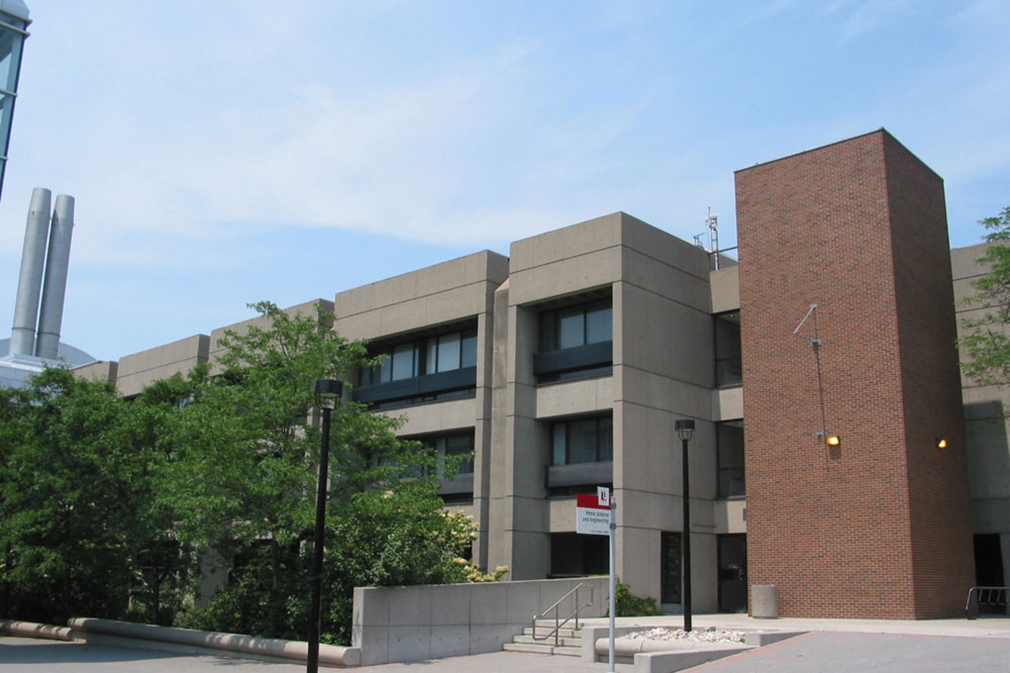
[576,493,610,510]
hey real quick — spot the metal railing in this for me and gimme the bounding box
[531,582,594,647]
[965,586,1009,619]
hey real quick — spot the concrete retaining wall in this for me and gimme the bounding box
[67,617,361,667]
[0,620,73,641]
[352,577,609,665]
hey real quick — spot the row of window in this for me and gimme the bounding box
[359,304,739,403]
[361,328,478,386]
[399,417,743,505]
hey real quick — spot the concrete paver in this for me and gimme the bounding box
[687,631,1010,673]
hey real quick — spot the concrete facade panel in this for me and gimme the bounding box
[711,266,740,314]
[713,387,743,421]
[621,247,711,314]
[391,398,477,436]
[535,376,613,418]
[509,213,622,273]
[508,251,619,307]
[116,334,209,397]
[618,282,713,387]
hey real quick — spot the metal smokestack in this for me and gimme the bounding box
[9,187,51,356]
[34,194,74,360]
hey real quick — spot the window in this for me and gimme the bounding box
[660,532,682,604]
[423,432,474,475]
[363,328,476,385]
[552,415,613,465]
[715,312,742,387]
[410,431,475,505]
[535,299,613,382]
[355,326,478,408]
[717,421,745,498]
[540,300,612,352]
[377,432,474,475]
[425,329,477,374]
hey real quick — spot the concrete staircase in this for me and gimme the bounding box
[502,620,583,657]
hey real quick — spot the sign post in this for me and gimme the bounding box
[576,487,616,672]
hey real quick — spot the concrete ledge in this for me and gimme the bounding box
[580,625,647,661]
[0,620,74,641]
[67,617,361,667]
[744,630,806,646]
[633,646,751,673]
[596,636,752,655]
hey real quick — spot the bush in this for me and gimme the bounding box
[611,581,661,617]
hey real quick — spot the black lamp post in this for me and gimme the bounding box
[675,419,695,632]
[307,379,342,673]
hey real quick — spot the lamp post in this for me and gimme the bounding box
[308,379,342,673]
[675,419,695,632]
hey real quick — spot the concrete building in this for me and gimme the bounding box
[73,129,1008,619]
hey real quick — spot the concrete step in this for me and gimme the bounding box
[503,643,582,657]
[512,634,582,648]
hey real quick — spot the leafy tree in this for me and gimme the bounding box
[1,300,500,639]
[167,301,485,642]
[961,207,1010,384]
[0,368,195,625]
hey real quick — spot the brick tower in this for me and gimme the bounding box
[736,130,974,618]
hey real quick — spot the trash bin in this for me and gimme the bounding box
[752,584,778,619]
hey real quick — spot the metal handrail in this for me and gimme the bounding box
[965,586,1009,619]
[531,582,594,647]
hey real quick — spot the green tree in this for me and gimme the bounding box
[0,368,195,625]
[1,300,497,638]
[961,207,1010,384]
[167,301,478,642]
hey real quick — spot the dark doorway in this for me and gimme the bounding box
[974,534,1006,615]
[661,532,682,605]
[718,534,747,613]
[550,533,608,577]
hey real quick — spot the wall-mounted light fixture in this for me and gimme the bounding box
[816,431,840,447]
[935,436,948,450]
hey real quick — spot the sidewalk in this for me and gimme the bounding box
[579,612,1010,639]
[4,614,1010,672]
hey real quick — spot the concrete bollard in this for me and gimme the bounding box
[751,585,779,619]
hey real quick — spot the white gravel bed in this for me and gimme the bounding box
[624,626,746,644]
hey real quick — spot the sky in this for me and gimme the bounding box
[0,0,1007,363]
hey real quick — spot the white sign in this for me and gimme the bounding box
[598,486,610,507]
[576,492,612,536]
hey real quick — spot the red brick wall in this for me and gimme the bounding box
[882,135,975,617]
[736,130,973,618]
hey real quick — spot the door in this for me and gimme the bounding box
[718,534,747,613]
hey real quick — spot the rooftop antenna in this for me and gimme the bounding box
[706,206,720,270]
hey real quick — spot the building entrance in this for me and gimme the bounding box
[718,534,747,613]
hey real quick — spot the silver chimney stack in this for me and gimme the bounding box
[9,187,51,356]
[34,193,74,360]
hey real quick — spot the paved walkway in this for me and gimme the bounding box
[4,614,1010,672]
[687,631,1010,673]
[1,637,632,672]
